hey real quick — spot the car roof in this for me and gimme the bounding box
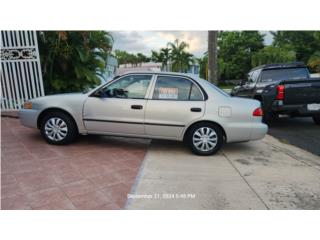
[116,71,198,79]
[250,62,306,71]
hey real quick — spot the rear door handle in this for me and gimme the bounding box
[131,105,143,110]
[191,107,202,112]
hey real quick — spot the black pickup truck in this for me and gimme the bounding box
[231,62,320,124]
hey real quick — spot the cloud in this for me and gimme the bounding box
[111,31,208,57]
[111,31,147,53]
[111,31,274,57]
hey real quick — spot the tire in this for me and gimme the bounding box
[40,111,78,145]
[186,122,224,156]
[313,115,320,125]
[262,110,277,125]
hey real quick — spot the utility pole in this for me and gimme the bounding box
[208,31,218,85]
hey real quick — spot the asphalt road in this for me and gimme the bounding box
[268,117,320,156]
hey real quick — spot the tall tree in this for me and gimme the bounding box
[197,55,208,80]
[208,31,218,84]
[136,53,149,66]
[251,46,296,67]
[218,31,264,79]
[151,48,171,71]
[167,39,193,72]
[308,51,320,73]
[38,31,113,94]
[272,31,320,63]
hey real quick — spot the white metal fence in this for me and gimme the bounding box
[0,31,44,110]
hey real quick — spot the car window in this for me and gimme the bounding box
[249,70,261,83]
[260,68,309,82]
[247,71,254,82]
[152,76,203,101]
[190,84,203,100]
[101,75,152,99]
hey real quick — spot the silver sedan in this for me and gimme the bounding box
[19,72,268,155]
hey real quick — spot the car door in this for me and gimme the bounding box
[144,75,205,139]
[83,74,154,135]
[237,70,260,98]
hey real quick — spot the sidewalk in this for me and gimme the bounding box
[127,135,320,210]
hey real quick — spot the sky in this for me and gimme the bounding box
[111,31,274,58]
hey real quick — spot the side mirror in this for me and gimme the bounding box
[113,88,128,98]
[92,89,104,98]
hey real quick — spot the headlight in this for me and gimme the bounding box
[23,102,33,109]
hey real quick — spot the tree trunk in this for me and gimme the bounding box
[208,31,218,84]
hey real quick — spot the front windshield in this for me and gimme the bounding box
[260,68,309,82]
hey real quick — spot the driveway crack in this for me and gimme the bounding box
[222,151,270,210]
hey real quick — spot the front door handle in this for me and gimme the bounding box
[131,105,143,110]
[191,107,202,112]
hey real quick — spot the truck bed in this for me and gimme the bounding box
[282,78,320,105]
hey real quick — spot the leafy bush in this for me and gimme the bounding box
[38,31,113,94]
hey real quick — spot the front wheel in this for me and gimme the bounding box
[40,111,78,145]
[186,123,224,156]
[313,115,320,125]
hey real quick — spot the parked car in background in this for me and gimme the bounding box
[231,62,320,124]
[19,72,267,155]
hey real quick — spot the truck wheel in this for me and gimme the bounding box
[262,111,274,125]
[40,111,78,145]
[313,115,320,125]
[186,123,224,156]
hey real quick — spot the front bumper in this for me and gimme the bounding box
[19,109,40,129]
[250,122,268,141]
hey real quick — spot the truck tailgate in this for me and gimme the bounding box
[283,79,320,105]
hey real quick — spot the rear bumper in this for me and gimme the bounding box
[271,101,320,116]
[250,122,268,141]
[19,109,40,129]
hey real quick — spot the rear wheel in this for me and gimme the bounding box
[40,111,78,145]
[262,110,277,125]
[186,123,223,156]
[313,115,320,125]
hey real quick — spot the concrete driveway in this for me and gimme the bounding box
[127,136,320,210]
[1,118,149,209]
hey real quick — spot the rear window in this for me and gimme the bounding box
[260,68,309,82]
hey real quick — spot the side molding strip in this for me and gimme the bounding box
[83,118,185,127]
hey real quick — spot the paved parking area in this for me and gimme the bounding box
[1,118,149,209]
[268,117,320,156]
[128,136,320,210]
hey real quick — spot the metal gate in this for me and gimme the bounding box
[0,31,44,110]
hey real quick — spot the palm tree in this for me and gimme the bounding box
[168,39,193,72]
[151,48,171,71]
[159,48,171,71]
[137,53,149,66]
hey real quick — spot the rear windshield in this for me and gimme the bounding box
[260,68,309,82]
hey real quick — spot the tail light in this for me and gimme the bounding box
[253,107,263,117]
[276,85,285,100]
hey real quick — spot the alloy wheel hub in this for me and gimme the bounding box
[192,127,217,152]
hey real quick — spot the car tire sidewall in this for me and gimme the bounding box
[40,111,78,145]
[186,123,223,156]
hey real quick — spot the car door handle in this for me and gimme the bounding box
[131,105,143,110]
[191,107,202,112]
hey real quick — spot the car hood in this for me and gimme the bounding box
[29,93,88,109]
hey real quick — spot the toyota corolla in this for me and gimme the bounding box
[19,72,268,155]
